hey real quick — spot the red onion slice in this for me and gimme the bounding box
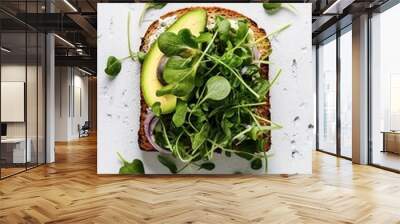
[144,111,171,154]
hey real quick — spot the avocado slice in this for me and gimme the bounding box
[141,9,207,114]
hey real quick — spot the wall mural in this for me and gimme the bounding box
[97,3,314,174]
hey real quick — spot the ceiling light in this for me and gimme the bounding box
[54,34,75,48]
[1,47,11,53]
[63,0,78,12]
[78,67,93,76]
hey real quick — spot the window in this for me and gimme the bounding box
[370,3,400,171]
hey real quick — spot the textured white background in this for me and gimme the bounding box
[97,3,314,174]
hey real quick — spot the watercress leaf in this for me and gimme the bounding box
[192,124,209,150]
[217,18,231,42]
[147,3,167,10]
[156,84,174,96]
[196,32,213,43]
[157,79,195,97]
[119,166,132,174]
[236,140,257,160]
[257,139,265,153]
[163,56,193,84]
[151,102,162,116]
[105,56,121,77]
[158,32,197,57]
[157,154,177,174]
[263,3,282,14]
[137,51,146,63]
[251,158,262,170]
[139,3,167,25]
[205,76,231,101]
[253,78,270,99]
[225,54,243,68]
[250,126,258,140]
[171,77,195,97]
[119,159,145,174]
[178,29,198,48]
[172,99,187,127]
[235,20,249,44]
[199,162,215,171]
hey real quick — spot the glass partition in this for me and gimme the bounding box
[0,1,46,179]
[27,30,38,169]
[317,36,337,155]
[1,30,28,177]
[339,27,352,158]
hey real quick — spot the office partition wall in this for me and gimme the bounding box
[339,27,353,159]
[317,35,337,155]
[316,26,353,159]
[0,0,47,179]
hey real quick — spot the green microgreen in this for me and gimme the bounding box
[146,15,288,173]
[139,3,167,25]
[105,12,146,77]
[263,3,297,15]
[117,152,145,174]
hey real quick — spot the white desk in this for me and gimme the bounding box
[1,138,31,163]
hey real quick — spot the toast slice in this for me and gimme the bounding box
[138,7,271,151]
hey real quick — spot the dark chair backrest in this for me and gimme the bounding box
[82,121,90,130]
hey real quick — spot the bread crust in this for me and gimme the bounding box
[138,7,271,151]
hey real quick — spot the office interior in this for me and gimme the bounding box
[0,0,399,177]
[0,0,97,179]
[1,0,400,222]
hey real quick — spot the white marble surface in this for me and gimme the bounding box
[97,3,314,174]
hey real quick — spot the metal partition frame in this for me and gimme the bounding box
[0,0,48,180]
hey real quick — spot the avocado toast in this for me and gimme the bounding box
[138,7,277,166]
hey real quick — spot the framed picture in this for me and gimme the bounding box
[97,3,313,174]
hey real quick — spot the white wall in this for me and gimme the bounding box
[55,67,89,141]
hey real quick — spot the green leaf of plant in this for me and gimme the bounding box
[196,32,213,43]
[236,140,257,160]
[117,153,145,174]
[251,158,262,170]
[263,3,282,14]
[152,102,162,116]
[172,99,187,127]
[147,3,167,10]
[192,124,209,150]
[157,154,177,173]
[204,76,231,101]
[104,56,121,77]
[216,17,231,41]
[136,51,146,63]
[157,71,196,97]
[178,29,198,48]
[235,20,249,44]
[199,162,215,171]
[250,126,258,140]
[139,3,167,25]
[163,56,193,84]
[158,32,197,57]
